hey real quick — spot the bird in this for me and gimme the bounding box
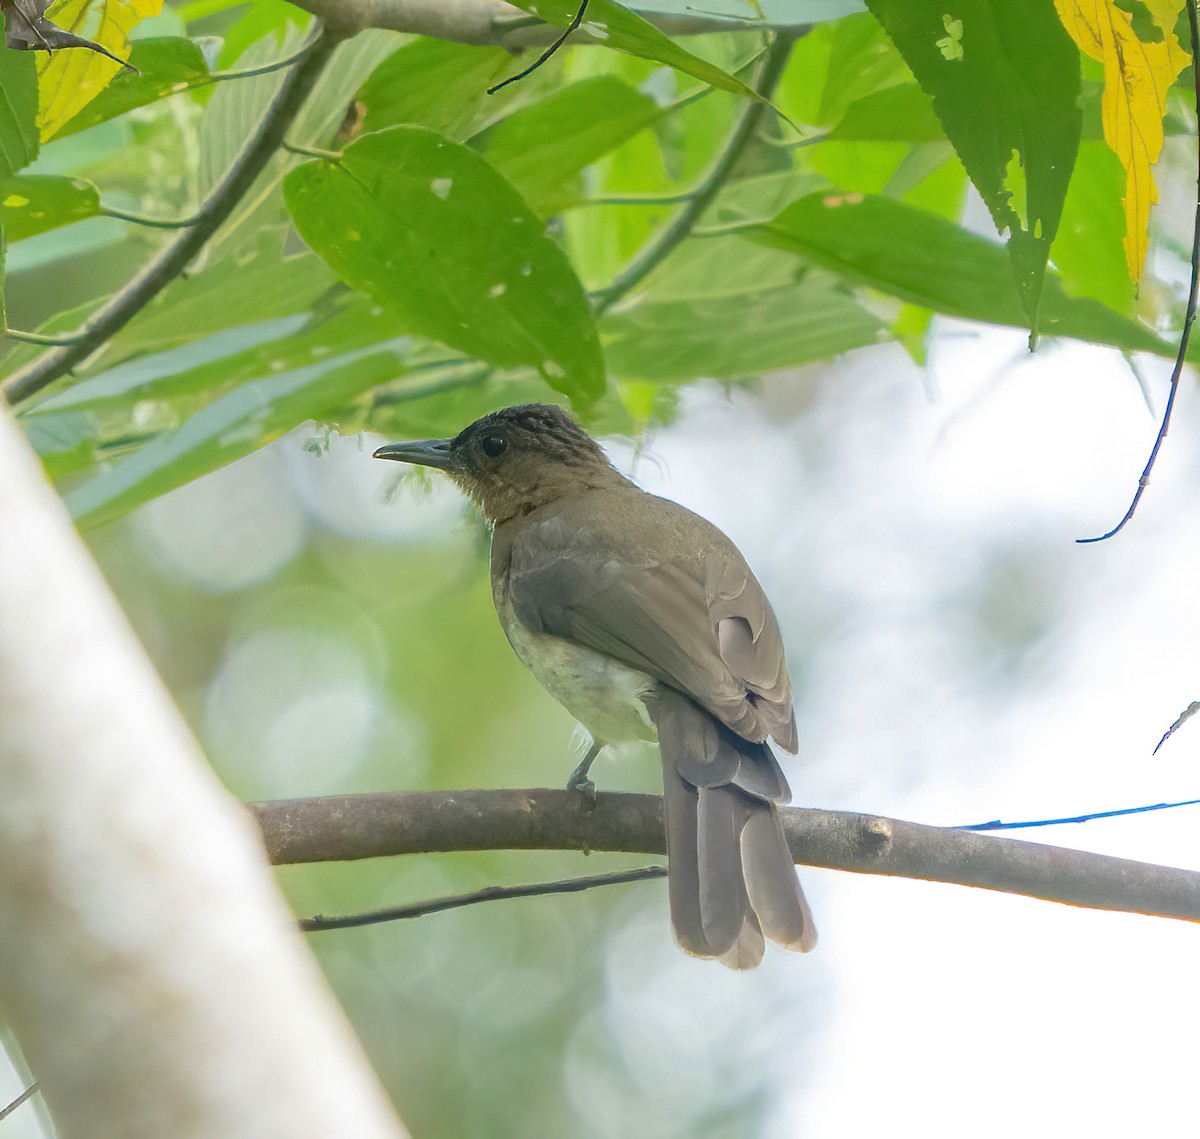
[374,404,815,968]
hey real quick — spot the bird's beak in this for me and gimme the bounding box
[373,438,453,470]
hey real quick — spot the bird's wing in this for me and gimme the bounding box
[505,494,797,754]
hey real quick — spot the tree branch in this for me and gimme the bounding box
[1,26,344,409]
[250,789,1200,925]
[289,0,804,44]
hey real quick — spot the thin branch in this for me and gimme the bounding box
[249,789,1200,926]
[1076,0,1200,544]
[1,26,343,409]
[1154,699,1200,753]
[0,1083,37,1123]
[591,31,797,316]
[487,0,588,94]
[958,796,1200,831]
[300,866,666,931]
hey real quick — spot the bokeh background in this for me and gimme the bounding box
[12,329,1200,1137]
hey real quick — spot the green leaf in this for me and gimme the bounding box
[603,276,886,380]
[65,341,410,530]
[95,243,335,367]
[0,174,100,241]
[360,38,512,139]
[1051,140,1132,314]
[32,293,403,415]
[284,126,605,406]
[504,0,759,98]
[778,12,912,128]
[828,84,943,142]
[0,38,39,178]
[201,29,401,257]
[863,0,1082,335]
[752,193,1167,355]
[56,37,211,137]
[473,76,665,213]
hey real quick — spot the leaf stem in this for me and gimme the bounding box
[100,204,201,228]
[591,31,798,317]
[1,25,344,408]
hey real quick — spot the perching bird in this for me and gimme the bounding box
[375,404,815,968]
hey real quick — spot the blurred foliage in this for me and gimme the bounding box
[0,0,1193,529]
[0,0,1197,1134]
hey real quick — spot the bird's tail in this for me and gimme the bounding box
[649,687,816,970]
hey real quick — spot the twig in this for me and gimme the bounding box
[248,788,1200,925]
[1,26,343,408]
[1076,0,1200,544]
[300,865,665,931]
[1154,700,1200,753]
[3,327,87,346]
[590,31,797,316]
[487,0,589,95]
[957,796,1200,831]
[0,1084,37,1122]
[100,205,201,229]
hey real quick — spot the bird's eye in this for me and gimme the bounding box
[481,434,507,458]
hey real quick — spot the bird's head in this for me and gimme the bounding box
[374,404,627,522]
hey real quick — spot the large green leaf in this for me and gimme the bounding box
[863,0,1082,335]
[827,84,942,142]
[473,76,665,213]
[1051,140,1131,315]
[360,38,512,139]
[504,0,760,98]
[56,37,210,137]
[201,29,401,256]
[65,341,410,530]
[32,293,405,415]
[1,174,100,240]
[778,12,911,128]
[92,243,335,367]
[0,39,39,178]
[603,276,885,380]
[752,193,1166,355]
[284,126,605,406]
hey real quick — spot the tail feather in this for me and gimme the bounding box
[651,687,816,969]
[741,805,817,952]
[719,910,765,971]
[697,787,750,954]
[661,765,709,956]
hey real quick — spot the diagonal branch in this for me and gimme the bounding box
[591,31,797,316]
[250,788,1200,925]
[1,26,344,408]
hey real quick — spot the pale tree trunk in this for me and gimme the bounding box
[0,408,407,1139]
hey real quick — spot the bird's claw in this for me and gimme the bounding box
[567,774,597,808]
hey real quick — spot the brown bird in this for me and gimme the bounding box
[375,404,815,968]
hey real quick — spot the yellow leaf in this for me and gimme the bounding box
[35,0,162,142]
[1054,0,1190,284]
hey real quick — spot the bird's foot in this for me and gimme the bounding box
[566,770,597,809]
